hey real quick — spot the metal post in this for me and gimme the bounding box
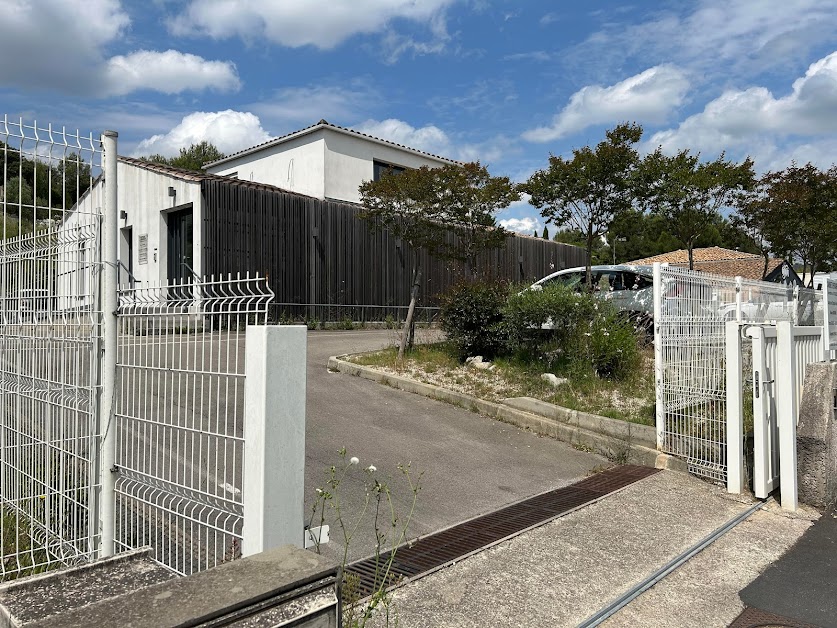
[242,325,307,556]
[775,321,798,511]
[98,130,119,556]
[653,263,664,450]
[725,321,744,494]
[823,280,833,361]
[734,276,742,322]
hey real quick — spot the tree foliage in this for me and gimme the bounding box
[737,163,837,284]
[142,141,225,172]
[522,123,642,287]
[636,149,755,269]
[358,161,517,274]
[0,142,92,219]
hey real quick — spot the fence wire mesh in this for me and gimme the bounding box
[114,274,273,575]
[655,265,823,482]
[0,118,103,580]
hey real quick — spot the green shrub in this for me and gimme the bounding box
[503,283,596,355]
[440,279,509,360]
[574,303,640,379]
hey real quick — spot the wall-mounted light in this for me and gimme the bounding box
[120,210,127,220]
[168,187,176,197]
[153,248,158,263]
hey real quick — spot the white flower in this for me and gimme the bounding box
[349,456,359,465]
[367,465,377,472]
[315,488,323,495]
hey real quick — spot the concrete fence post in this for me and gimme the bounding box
[776,321,798,511]
[653,262,664,451]
[726,321,744,494]
[242,325,307,557]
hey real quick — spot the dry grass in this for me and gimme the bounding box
[349,342,655,425]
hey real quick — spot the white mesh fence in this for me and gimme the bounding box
[654,264,823,482]
[0,118,103,580]
[114,274,273,575]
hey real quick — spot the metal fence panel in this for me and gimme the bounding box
[654,264,823,482]
[0,118,103,580]
[113,274,273,575]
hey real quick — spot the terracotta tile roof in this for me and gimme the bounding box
[118,156,311,197]
[203,119,461,169]
[629,246,788,281]
[691,257,782,281]
[630,246,761,265]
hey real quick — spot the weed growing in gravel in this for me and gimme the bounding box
[308,448,422,628]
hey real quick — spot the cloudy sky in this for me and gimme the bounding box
[3,0,837,234]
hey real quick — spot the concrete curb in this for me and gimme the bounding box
[328,355,687,473]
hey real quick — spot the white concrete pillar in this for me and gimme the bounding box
[242,325,307,556]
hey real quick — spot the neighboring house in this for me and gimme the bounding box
[630,247,802,286]
[203,119,460,204]
[59,157,584,318]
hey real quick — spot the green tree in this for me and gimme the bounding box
[359,161,517,359]
[637,149,755,270]
[737,163,837,285]
[141,141,225,172]
[522,122,643,288]
[542,225,549,239]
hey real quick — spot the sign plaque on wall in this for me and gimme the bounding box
[138,234,149,265]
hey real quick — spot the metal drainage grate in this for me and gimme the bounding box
[729,606,821,628]
[346,464,660,599]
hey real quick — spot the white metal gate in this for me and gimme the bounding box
[654,263,824,484]
[737,322,828,508]
[1,116,301,583]
[0,118,104,579]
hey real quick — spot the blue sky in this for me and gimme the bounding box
[3,0,837,234]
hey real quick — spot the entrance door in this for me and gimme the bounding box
[120,226,133,288]
[167,207,194,285]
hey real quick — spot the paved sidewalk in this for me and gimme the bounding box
[738,503,837,627]
[373,471,816,628]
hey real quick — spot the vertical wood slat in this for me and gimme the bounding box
[201,180,585,320]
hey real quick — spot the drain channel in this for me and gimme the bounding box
[346,464,660,599]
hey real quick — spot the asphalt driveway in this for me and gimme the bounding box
[304,329,606,563]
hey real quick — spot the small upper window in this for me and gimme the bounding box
[373,160,406,181]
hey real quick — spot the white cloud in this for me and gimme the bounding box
[0,0,240,97]
[522,65,689,142]
[103,50,240,96]
[169,0,457,50]
[353,118,453,156]
[499,216,541,235]
[0,0,128,92]
[575,0,837,80]
[251,84,378,126]
[133,110,271,157]
[647,51,837,158]
[351,118,517,166]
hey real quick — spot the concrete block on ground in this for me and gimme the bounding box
[10,545,338,628]
[796,361,837,509]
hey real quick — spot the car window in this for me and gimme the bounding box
[623,272,652,291]
[594,272,622,292]
[543,272,583,289]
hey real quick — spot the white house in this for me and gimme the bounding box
[59,157,307,296]
[203,120,459,204]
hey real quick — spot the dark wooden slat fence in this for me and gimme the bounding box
[201,180,584,322]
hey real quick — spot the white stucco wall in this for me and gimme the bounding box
[116,162,204,286]
[57,162,205,308]
[205,127,451,204]
[206,135,325,199]
[322,129,447,203]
